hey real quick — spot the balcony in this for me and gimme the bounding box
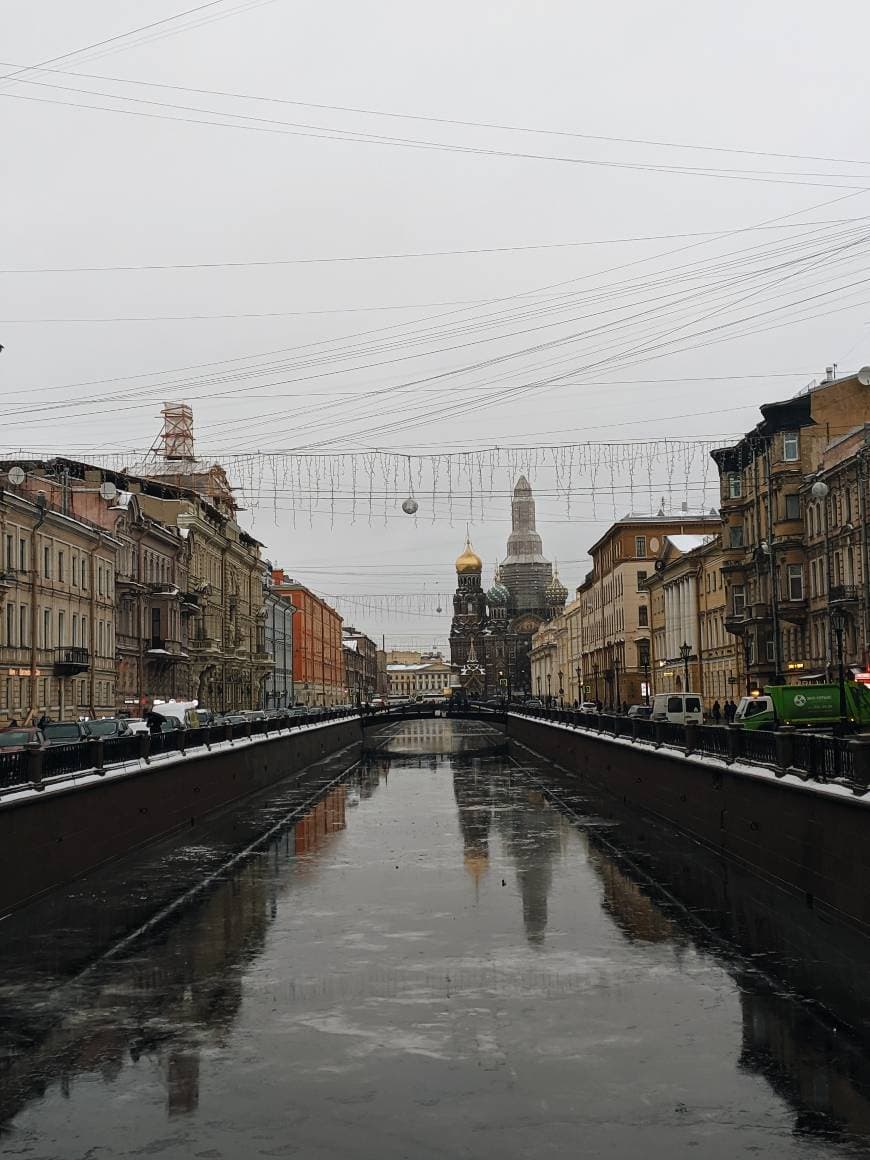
[830,584,859,606]
[180,591,200,614]
[54,646,89,675]
[146,638,187,663]
[0,570,17,592]
[149,583,180,597]
[188,635,221,654]
[724,610,748,634]
[779,598,808,623]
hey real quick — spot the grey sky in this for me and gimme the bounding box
[3,0,870,649]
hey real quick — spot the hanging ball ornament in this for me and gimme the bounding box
[401,496,419,515]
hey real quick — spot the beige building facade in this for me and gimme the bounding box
[386,657,454,698]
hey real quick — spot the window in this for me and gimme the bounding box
[43,609,51,648]
[72,615,78,645]
[43,545,51,579]
[72,555,78,586]
[667,696,682,713]
[636,570,647,591]
[638,605,649,627]
[98,566,104,595]
[5,602,14,646]
[19,604,28,647]
[19,539,27,572]
[783,431,800,462]
[635,536,647,558]
[4,534,12,570]
[766,639,776,662]
[729,525,744,548]
[58,611,65,646]
[58,551,65,583]
[785,493,800,520]
[787,564,804,601]
[728,474,742,499]
[733,585,746,615]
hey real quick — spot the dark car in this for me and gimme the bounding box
[0,727,45,752]
[43,721,92,746]
[85,718,132,738]
[627,705,653,719]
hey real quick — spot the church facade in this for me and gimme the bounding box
[449,477,567,697]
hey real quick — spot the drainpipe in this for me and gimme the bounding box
[28,493,47,724]
[763,441,783,683]
[89,531,105,717]
[858,442,870,668]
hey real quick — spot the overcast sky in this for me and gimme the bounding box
[4,0,870,649]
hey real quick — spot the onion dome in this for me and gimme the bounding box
[455,535,483,574]
[486,566,510,606]
[545,567,569,608]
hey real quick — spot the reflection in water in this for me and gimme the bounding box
[0,775,360,1130]
[3,721,870,1157]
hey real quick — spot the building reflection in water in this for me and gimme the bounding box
[452,763,495,892]
[0,774,363,1130]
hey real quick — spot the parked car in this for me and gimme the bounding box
[525,698,544,709]
[651,693,703,725]
[124,719,149,735]
[43,721,92,746]
[578,701,599,714]
[627,705,652,719]
[85,717,133,738]
[0,727,45,752]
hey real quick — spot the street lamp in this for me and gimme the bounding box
[558,669,564,708]
[831,606,848,729]
[593,662,600,705]
[546,671,552,706]
[811,477,835,679]
[680,640,692,693]
[614,651,621,710]
[743,635,752,696]
[575,664,582,707]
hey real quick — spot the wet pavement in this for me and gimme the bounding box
[2,718,870,1158]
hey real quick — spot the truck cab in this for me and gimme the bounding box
[734,695,776,730]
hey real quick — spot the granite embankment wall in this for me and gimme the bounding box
[507,714,870,938]
[0,718,362,915]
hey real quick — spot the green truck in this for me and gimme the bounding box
[734,683,870,730]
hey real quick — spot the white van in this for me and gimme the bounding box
[651,693,703,725]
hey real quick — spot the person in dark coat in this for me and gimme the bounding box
[712,700,722,724]
[145,709,164,735]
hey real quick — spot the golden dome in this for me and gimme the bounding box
[455,535,482,574]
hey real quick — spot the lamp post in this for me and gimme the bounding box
[743,634,752,696]
[831,606,848,729]
[680,640,692,693]
[537,676,542,698]
[558,669,564,709]
[546,671,552,706]
[593,662,599,705]
[576,664,582,706]
[811,478,834,680]
[638,639,651,706]
[614,652,621,710]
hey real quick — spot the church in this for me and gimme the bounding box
[449,477,567,697]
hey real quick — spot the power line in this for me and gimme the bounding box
[5,58,870,168]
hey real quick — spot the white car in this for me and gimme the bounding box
[578,701,599,714]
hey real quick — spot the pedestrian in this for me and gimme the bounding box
[145,709,164,736]
[725,699,735,723]
[36,713,49,730]
[7,718,18,729]
[712,699,721,725]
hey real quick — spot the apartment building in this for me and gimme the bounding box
[576,513,721,707]
[712,368,870,690]
[0,470,118,725]
[386,655,454,698]
[342,626,378,703]
[271,573,344,706]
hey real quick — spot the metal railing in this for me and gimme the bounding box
[510,706,865,791]
[0,708,361,795]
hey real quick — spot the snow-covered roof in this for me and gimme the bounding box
[667,534,714,553]
[342,639,359,653]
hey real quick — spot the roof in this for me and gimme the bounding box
[386,661,452,672]
[342,639,359,653]
[586,513,720,558]
[667,534,713,553]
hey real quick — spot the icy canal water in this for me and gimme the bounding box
[1,718,869,1158]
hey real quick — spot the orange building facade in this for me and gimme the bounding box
[271,571,344,706]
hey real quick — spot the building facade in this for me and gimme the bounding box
[386,655,455,698]
[263,585,295,709]
[712,369,870,691]
[342,627,378,703]
[576,514,721,708]
[271,572,344,706]
[0,468,119,725]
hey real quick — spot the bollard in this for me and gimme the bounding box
[225,722,234,745]
[774,726,795,777]
[848,737,870,793]
[725,723,742,765]
[684,722,698,756]
[138,731,152,765]
[654,720,667,749]
[25,743,45,791]
[92,736,105,774]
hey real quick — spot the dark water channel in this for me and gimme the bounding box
[2,719,870,1158]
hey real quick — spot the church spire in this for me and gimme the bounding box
[503,475,547,565]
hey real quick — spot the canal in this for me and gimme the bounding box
[2,719,870,1157]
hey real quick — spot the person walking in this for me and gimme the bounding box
[712,699,722,725]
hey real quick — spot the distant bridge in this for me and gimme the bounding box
[361,705,507,727]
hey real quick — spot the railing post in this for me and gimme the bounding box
[654,720,666,749]
[848,737,870,793]
[177,726,186,755]
[774,726,795,778]
[684,721,697,756]
[225,721,234,745]
[25,743,45,791]
[630,718,639,743]
[138,731,152,765]
[92,736,105,774]
[725,723,741,765]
